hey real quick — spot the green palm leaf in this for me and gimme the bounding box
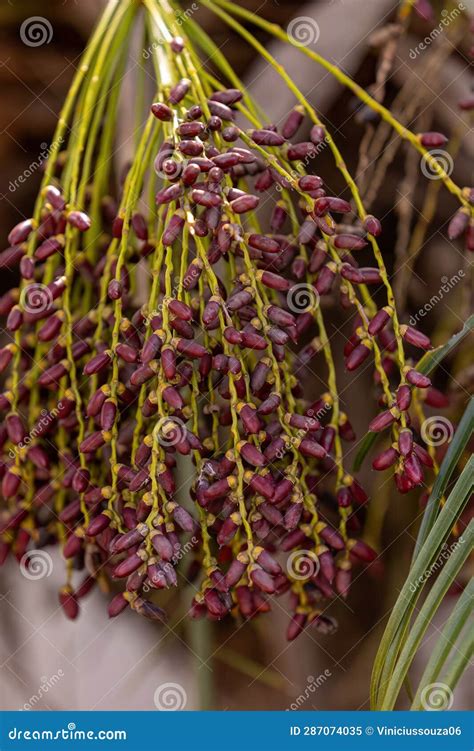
[371,413,474,710]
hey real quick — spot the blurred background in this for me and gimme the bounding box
[0,0,472,711]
